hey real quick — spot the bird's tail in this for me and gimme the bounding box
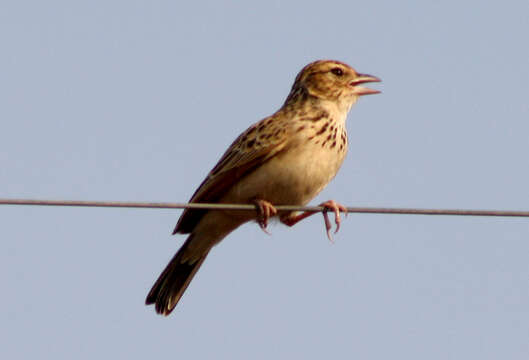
[145,234,210,316]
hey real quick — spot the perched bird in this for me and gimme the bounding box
[146,60,380,315]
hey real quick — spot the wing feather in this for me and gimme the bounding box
[173,116,288,234]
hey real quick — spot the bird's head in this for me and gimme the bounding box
[289,60,380,110]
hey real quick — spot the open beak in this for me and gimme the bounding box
[350,73,381,96]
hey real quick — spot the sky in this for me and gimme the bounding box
[1,1,528,359]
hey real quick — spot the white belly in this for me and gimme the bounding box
[223,140,347,207]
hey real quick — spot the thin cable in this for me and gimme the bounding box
[1,198,528,217]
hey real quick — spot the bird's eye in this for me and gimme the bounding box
[331,67,344,76]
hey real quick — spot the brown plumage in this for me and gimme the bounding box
[146,60,380,315]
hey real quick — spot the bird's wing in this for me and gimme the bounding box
[173,116,289,234]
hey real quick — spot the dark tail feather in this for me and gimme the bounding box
[146,235,210,316]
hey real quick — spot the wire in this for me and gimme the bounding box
[1,198,528,217]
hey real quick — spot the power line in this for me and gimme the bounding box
[1,198,528,218]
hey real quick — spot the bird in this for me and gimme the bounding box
[145,60,380,315]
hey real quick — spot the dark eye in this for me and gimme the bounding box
[331,67,344,76]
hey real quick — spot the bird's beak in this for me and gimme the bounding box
[350,73,381,95]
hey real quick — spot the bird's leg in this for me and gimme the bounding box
[281,200,348,242]
[252,199,278,234]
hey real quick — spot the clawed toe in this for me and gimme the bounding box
[253,199,277,234]
[320,200,348,242]
[269,199,347,241]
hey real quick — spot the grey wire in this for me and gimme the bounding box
[1,198,528,217]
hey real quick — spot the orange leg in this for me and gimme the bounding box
[281,200,347,242]
[252,199,278,234]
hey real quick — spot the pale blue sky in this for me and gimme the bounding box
[1,1,528,359]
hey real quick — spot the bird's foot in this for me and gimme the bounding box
[319,200,348,242]
[281,200,347,242]
[252,199,277,234]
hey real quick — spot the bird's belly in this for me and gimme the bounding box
[224,144,346,207]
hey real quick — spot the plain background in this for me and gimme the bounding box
[1,1,528,359]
